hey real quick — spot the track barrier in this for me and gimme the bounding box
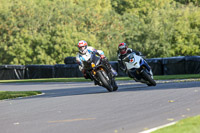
[0,56,200,80]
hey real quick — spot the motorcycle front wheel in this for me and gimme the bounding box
[112,79,118,91]
[97,70,113,92]
[141,70,156,86]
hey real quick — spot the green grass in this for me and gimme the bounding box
[0,74,199,83]
[154,74,200,80]
[116,74,200,81]
[0,78,91,83]
[152,115,200,133]
[0,91,42,100]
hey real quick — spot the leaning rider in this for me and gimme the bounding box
[76,40,118,81]
[117,42,143,74]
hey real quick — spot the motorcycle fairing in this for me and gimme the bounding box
[124,53,141,69]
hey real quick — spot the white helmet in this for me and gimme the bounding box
[77,40,88,54]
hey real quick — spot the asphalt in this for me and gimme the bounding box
[0,80,200,133]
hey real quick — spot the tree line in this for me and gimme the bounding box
[0,0,200,65]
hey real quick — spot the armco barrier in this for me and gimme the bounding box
[185,56,200,74]
[162,56,186,75]
[0,65,26,80]
[146,58,163,75]
[0,56,200,80]
[54,64,83,78]
[25,65,55,79]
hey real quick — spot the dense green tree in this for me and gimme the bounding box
[174,0,200,6]
[0,0,200,64]
[112,0,200,58]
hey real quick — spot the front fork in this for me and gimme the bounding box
[91,67,108,86]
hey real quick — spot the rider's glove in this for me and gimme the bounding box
[100,54,105,59]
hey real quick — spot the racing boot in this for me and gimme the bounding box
[102,58,118,77]
[111,67,118,77]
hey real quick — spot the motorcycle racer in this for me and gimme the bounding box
[76,40,118,79]
[117,42,142,74]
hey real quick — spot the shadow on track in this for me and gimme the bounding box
[15,81,200,100]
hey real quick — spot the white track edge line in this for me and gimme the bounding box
[139,121,177,133]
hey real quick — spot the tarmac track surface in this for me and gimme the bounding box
[0,80,200,133]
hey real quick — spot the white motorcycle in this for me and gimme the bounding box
[122,52,156,86]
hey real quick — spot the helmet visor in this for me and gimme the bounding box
[119,48,127,54]
[79,46,87,54]
[79,46,85,51]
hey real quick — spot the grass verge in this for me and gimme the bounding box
[154,74,200,80]
[0,74,200,83]
[152,115,200,133]
[0,91,42,100]
[116,74,200,81]
[0,78,91,83]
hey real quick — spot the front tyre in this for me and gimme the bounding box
[97,70,113,92]
[141,71,156,86]
[112,79,118,91]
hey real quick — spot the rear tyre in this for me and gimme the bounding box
[97,70,113,92]
[141,71,156,86]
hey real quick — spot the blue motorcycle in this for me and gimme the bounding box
[122,52,156,86]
